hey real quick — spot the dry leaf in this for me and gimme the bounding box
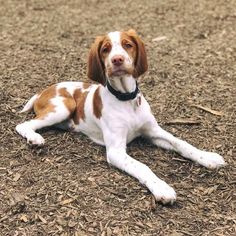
[191,104,224,116]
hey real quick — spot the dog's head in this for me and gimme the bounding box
[87,29,148,85]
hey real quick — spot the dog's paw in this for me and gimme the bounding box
[26,133,45,145]
[198,151,226,169]
[16,123,45,145]
[150,181,177,204]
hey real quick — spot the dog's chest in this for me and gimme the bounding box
[73,88,151,145]
[102,98,148,142]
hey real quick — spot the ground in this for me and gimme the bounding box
[0,0,235,235]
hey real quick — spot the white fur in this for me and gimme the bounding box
[16,32,226,204]
[107,31,133,67]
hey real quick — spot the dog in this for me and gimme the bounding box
[16,29,226,204]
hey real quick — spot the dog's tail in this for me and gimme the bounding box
[20,94,38,113]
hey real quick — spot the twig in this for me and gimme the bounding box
[191,104,224,116]
[165,118,201,125]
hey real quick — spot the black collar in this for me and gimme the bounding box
[106,81,139,101]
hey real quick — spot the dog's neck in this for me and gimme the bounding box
[106,75,139,102]
[107,75,137,93]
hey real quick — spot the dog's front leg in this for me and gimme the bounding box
[142,117,226,169]
[105,140,176,204]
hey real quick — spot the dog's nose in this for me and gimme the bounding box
[111,55,124,66]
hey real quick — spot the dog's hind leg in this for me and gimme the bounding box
[16,95,76,145]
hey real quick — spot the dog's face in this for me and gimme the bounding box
[88,29,148,85]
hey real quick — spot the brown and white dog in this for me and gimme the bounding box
[16,29,225,204]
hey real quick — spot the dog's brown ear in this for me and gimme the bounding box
[126,29,148,78]
[87,36,106,85]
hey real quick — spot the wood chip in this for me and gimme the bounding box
[68,220,77,228]
[203,186,217,195]
[106,227,112,236]
[19,214,28,223]
[74,231,87,236]
[150,196,156,210]
[170,231,183,236]
[60,198,74,205]
[179,230,194,236]
[191,104,224,116]
[146,222,153,228]
[56,217,67,226]
[136,221,146,228]
[0,216,8,223]
[37,214,47,224]
[13,173,21,182]
[166,118,201,125]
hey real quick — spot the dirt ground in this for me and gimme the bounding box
[0,0,235,235]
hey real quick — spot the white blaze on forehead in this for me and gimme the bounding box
[108,31,121,47]
[107,31,132,65]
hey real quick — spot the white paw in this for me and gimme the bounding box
[150,180,177,204]
[197,151,226,169]
[16,123,45,145]
[26,133,45,145]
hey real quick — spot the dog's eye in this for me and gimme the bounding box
[102,46,110,54]
[124,43,133,49]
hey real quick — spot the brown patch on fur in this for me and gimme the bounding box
[125,29,148,78]
[34,85,57,119]
[58,88,76,114]
[121,32,137,62]
[93,86,103,119]
[83,83,91,89]
[87,35,111,85]
[100,36,112,61]
[73,89,89,124]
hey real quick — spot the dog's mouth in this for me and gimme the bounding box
[112,68,127,76]
[107,66,133,77]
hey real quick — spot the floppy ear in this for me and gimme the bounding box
[87,36,106,85]
[126,29,148,78]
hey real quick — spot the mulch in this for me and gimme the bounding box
[0,0,235,235]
